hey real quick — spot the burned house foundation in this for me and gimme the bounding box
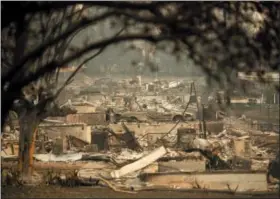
[2,76,279,195]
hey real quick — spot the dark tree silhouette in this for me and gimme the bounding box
[2,1,280,182]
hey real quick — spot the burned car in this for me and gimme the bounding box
[147,110,196,122]
[114,111,149,123]
[111,110,196,123]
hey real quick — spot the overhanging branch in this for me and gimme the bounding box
[9,32,192,93]
[2,11,116,84]
[54,26,126,98]
[54,47,105,99]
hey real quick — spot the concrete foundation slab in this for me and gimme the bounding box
[140,171,268,192]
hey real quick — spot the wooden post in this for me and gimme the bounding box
[201,104,207,139]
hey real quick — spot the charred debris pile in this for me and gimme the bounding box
[2,76,279,194]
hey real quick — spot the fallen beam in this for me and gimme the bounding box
[110,146,167,179]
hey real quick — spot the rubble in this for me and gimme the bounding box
[2,77,278,195]
[192,138,212,151]
[33,153,84,162]
[139,171,268,192]
[119,122,143,152]
[67,135,90,149]
[114,148,145,162]
[110,146,167,179]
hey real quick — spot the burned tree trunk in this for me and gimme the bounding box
[18,108,40,182]
[12,17,39,182]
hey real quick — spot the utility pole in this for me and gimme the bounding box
[190,82,207,138]
[201,104,207,139]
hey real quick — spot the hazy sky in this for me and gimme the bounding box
[71,20,203,77]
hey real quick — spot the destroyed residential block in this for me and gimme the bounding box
[40,123,92,143]
[109,123,201,138]
[65,113,107,125]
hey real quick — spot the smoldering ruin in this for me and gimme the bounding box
[2,71,279,195]
[1,2,280,198]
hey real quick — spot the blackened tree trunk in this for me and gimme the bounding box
[12,17,38,182]
[18,108,40,182]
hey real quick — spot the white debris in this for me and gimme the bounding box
[114,149,146,161]
[236,135,251,140]
[215,129,227,138]
[33,153,84,162]
[168,81,182,88]
[192,138,212,151]
[110,146,167,179]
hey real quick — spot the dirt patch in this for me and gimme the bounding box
[2,186,279,198]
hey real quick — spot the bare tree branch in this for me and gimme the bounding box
[2,1,280,127]
[2,11,116,84]
[8,31,193,93]
[54,25,126,98]
[54,48,105,99]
